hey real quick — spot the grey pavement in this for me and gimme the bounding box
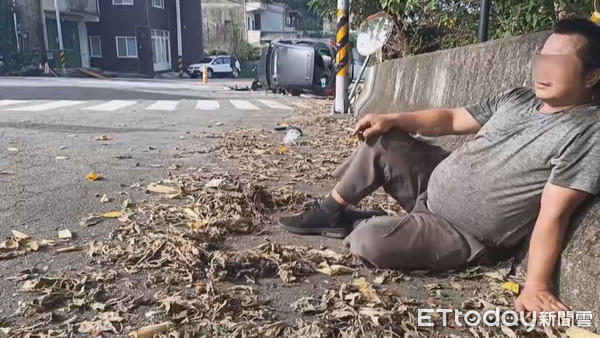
[0,76,301,316]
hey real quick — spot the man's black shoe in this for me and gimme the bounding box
[279,201,350,239]
[342,207,389,229]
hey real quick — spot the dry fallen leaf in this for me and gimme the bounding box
[11,230,30,239]
[100,194,111,203]
[101,211,122,218]
[484,271,504,281]
[130,321,175,338]
[205,179,225,189]
[147,184,179,194]
[277,145,290,154]
[316,262,354,276]
[502,281,520,295]
[354,278,382,304]
[58,229,72,239]
[190,219,207,231]
[184,208,200,220]
[373,276,386,285]
[95,135,112,141]
[500,325,517,338]
[253,149,271,155]
[566,327,600,338]
[57,245,81,253]
[86,171,102,181]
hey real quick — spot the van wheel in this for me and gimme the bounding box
[290,89,301,96]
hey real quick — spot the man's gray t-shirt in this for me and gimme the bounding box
[427,87,600,248]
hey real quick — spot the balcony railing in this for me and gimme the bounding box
[42,0,99,16]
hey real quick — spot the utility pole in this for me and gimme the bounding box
[53,0,66,76]
[333,0,350,115]
[11,0,19,52]
[478,0,491,42]
[176,0,183,78]
[13,11,19,52]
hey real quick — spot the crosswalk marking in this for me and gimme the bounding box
[10,100,85,111]
[195,100,220,110]
[0,98,297,113]
[84,100,137,112]
[0,100,27,107]
[146,100,179,111]
[230,100,259,110]
[258,100,292,110]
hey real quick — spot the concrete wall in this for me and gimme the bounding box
[357,31,600,330]
[14,0,45,52]
[202,0,246,53]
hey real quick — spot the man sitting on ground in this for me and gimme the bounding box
[279,18,600,313]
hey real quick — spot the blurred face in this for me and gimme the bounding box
[532,33,595,105]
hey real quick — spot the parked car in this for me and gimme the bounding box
[255,38,364,96]
[187,55,241,79]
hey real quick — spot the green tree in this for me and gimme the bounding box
[307,0,595,58]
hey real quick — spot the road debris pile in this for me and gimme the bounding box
[0,100,579,336]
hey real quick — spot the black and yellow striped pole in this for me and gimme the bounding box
[53,0,67,76]
[334,0,350,114]
[59,49,66,70]
[178,56,183,77]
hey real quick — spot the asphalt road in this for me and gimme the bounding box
[0,76,298,316]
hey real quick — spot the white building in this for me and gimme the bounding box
[246,2,301,45]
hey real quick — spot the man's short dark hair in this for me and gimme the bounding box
[552,18,600,71]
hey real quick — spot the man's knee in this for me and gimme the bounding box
[345,218,397,268]
[366,130,412,149]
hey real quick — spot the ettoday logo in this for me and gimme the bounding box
[418,309,593,331]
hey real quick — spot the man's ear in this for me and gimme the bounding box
[584,68,600,88]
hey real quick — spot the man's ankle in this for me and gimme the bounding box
[331,189,350,206]
[320,194,347,216]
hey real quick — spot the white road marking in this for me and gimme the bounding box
[10,100,85,111]
[230,100,259,110]
[83,100,137,111]
[0,100,27,107]
[195,100,220,110]
[146,100,179,111]
[257,100,292,110]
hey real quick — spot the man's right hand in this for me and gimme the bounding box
[353,114,394,140]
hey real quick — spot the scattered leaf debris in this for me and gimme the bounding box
[2,100,559,337]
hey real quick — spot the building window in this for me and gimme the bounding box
[113,0,134,5]
[116,36,137,58]
[89,36,102,57]
[286,16,292,26]
[151,0,164,8]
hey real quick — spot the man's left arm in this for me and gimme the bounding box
[515,183,589,313]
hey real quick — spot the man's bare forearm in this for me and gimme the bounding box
[525,215,569,289]
[386,108,479,136]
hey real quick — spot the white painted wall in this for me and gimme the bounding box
[259,4,285,31]
[78,21,90,68]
